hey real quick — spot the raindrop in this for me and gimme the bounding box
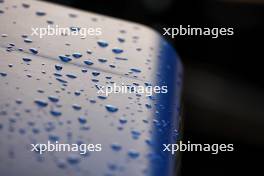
[92,71,100,76]
[111,143,122,152]
[0,72,7,77]
[115,57,128,61]
[89,99,96,103]
[74,91,81,96]
[120,30,126,34]
[119,117,127,124]
[131,129,141,140]
[82,69,87,73]
[78,117,87,124]
[97,40,108,48]
[86,49,92,54]
[21,34,28,38]
[1,34,8,37]
[109,64,115,68]
[47,20,54,24]
[34,99,48,107]
[72,52,82,58]
[70,27,80,32]
[37,89,44,93]
[15,99,22,104]
[145,104,152,109]
[117,37,125,43]
[112,48,123,54]
[67,154,80,165]
[29,48,38,54]
[19,128,26,134]
[84,60,94,66]
[26,74,32,78]
[130,68,141,73]
[50,109,62,117]
[57,159,67,169]
[97,95,107,100]
[22,3,30,8]
[108,163,118,171]
[22,57,32,62]
[98,58,107,63]
[72,104,82,110]
[32,128,40,134]
[49,134,60,142]
[69,13,78,18]
[105,105,118,112]
[128,150,140,159]
[55,64,63,71]
[44,122,55,132]
[36,11,46,16]
[24,38,33,43]
[66,74,77,79]
[54,73,62,77]
[56,78,67,84]
[59,55,72,62]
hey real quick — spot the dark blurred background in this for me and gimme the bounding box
[44,0,264,175]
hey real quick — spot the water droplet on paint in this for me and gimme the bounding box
[130,68,141,73]
[84,60,93,66]
[105,105,118,112]
[97,40,108,48]
[29,48,38,54]
[56,78,67,84]
[131,130,141,140]
[24,38,33,43]
[0,72,7,77]
[56,159,67,169]
[67,154,80,165]
[55,64,63,71]
[145,104,152,109]
[92,71,100,76]
[117,37,125,43]
[74,91,81,96]
[69,13,78,18]
[72,52,82,58]
[97,95,107,100]
[66,74,77,79]
[78,117,87,124]
[49,134,60,142]
[128,150,140,159]
[112,48,123,54]
[98,58,107,63]
[59,55,72,62]
[115,57,128,61]
[34,99,48,107]
[22,3,30,8]
[50,109,62,117]
[119,117,127,124]
[72,104,82,110]
[22,57,31,62]
[36,11,46,16]
[111,143,122,152]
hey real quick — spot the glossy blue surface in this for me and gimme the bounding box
[0,0,183,176]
